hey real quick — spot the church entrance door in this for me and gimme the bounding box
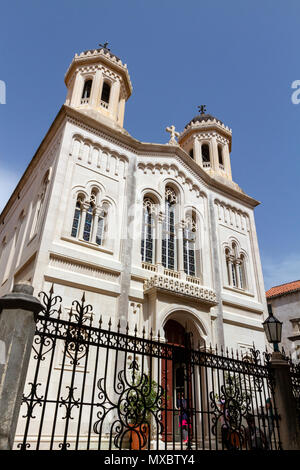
[163,319,193,443]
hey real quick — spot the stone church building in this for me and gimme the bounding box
[0,45,268,355]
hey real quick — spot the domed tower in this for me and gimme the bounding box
[178,106,233,180]
[64,43,132,130]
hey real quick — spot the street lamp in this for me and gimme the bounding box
[262,304,283,352]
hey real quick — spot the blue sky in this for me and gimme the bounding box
[0,0,300,290]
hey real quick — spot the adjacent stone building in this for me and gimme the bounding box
[0,45,268,357]
[266,280,300,361]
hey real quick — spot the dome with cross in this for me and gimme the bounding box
[184,106,224,129]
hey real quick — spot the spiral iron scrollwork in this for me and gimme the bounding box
[93,360,164,449]
[210,374,251,448]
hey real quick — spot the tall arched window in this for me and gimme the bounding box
[141,198,155,264]
[81,79,92,104]
[225,242,247,290]
[238,254,246,289]
[71,190,109,247]
[101,82,111,107]
[202,144,210,168]
[183,215,196,276]
[71,197,83,238]
[95,205,108,246]
[83,190,97,242]
[162,187,177,270]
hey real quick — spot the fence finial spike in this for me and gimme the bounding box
[158,329,160,340]
[142,325,146,338]
[134,323,138,335]
[150,327,153,340]
[126,321,129,334]
[50,283,54,295]
[99,315,103,328]
[108,317,112,330]
[81,292,86,303]
[215,344,218,354]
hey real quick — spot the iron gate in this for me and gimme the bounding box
[15,287,281,450]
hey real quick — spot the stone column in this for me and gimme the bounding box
[223,143,232,180]
[156,214,163,273]
[78,203,88,239]
[270,352,300,450]
[208,194,225,348]
[195,139,203,167]
[110,80,121,121]
[117,97,126,127]
[177,223,185,277]
[0,283,43,450]
[211,136,219,172]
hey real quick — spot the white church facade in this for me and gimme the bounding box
[0,45,268,355]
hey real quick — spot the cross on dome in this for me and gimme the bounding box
[99,42,110,51]
[198,105,207,115]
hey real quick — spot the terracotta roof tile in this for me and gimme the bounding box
[266,280,300,299]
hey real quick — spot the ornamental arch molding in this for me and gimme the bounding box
[160,305,211,347]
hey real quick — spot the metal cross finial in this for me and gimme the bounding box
[166,125,180,145]
[198,105,207,115]
[99,42,110,51]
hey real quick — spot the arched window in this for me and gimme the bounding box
[101,82,111,106]
[83,190,97,242]
[141,198,156,264]
[238,254,246,289]
[81,79,92,104]
[71,189,109,247]
[225,242,247,290]
[162,187,177,270]
[96,205,108,246]
[183,215,196,276]
[202,144,210,167]
[218,145,224,169]
[71,196,83,238]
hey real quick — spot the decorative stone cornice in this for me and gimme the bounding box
[0,105,260,229]
[144,274,217,305]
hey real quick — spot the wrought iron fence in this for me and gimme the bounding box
[286,354,300,426]
[14,287,282,451]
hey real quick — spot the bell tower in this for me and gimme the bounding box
[178,106,233,181]
[64,43,132,129]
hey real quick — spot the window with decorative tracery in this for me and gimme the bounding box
[183,215,196,276]
[71,189,107,247]
[96,209,106,246]
[225,242,247,290]
[141,198,156,264]
[162,187,177,270]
